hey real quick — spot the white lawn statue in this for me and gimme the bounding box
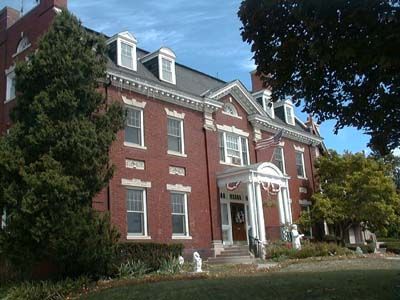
[193,251,202,273]
[178,255,185,266]
[291,224,304,250]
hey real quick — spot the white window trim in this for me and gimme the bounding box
[126,188,149,238]
[171,192,190,238]
[219,131,250,167]
[167,183,192,193]
[159,55,176,85]
[12,36,31,58]
[274,147,287,175]
[295,151,307,179]
[284,104,295,125]
[222,103,242,119]
[216,124,249,137]
[1,208,6,229]
[118,38,137,71]
[165,108,185,119]
[122,96,146,108]
[294,144,305,152]
[5,70,16,103]
[124,106,146,150]
[167,117,186,156]
[121,178,152,188]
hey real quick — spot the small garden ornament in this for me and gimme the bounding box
[193,251,202,273]
[291,224,304,250]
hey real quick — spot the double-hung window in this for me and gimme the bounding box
[273,147,286,174]
[5,71,16,102]
[285,105,295,125]
[167,117,184,155]
[161,58,173,83]
[126,189,147,236]
[171,193,189,236]
[125,107,144,147]
[295,151,306,178]
[121,42,134,69]
[219,132,249,166]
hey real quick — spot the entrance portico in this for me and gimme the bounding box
[217,162,293,248]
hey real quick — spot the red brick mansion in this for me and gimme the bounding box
[1,0,326,258]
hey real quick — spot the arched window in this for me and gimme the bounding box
[16,37,30,54]
[222,103,238,117]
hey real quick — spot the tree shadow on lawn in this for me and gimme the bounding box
[82,269,400,300]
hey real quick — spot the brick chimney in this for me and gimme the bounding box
[0,7,21,32]
[250,70,272,93]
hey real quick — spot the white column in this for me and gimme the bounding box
[247,182,257,238]
[255,182,267,243]
[277,188,285,225]
[282,187,291,224]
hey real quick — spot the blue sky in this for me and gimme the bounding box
[3,0,372,153]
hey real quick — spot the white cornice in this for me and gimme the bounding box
[249,114,323,146]
[107,72,221,113]
[208,81,266,116]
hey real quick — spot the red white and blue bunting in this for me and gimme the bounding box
[226,181,241,191]
[261,182,280,195]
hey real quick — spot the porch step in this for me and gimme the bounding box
[207,245,255,264]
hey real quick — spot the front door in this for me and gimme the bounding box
[230,203,247,241]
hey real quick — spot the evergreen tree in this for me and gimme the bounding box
[0,11,124,277]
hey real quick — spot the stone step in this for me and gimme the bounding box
[207,256,255,265]
[217,250,250,257]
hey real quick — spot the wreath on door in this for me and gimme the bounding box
[235,210,245,224]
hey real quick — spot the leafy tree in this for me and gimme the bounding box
[305,151,399,243]
[0,11,124,277]
[239,0,400,155]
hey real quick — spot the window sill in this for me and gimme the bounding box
[172,235,192,240]
[167,150,187,158]
[127,235,151,240]
[297,176,308,180]
[219,161,243,167]
[4,97,16,104]
[124,142,147,150]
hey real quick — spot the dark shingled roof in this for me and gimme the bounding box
[107,47,226,98]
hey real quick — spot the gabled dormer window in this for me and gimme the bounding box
[141,47,176,85]
[107,31,137,71]
[252,90,274,119]
[121,42,134,69]
[159,48,176,84]
[161,58,173,82]
[284,102,295,125]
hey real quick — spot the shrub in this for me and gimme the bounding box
[117,260,150,279]
[5,277,90,300]
[345,243,375,254]
[115,243,183,272]
[380,242,400,254]
[265,242,351,260]
[51,210,120,278]
[157,258,182,275]
[0,256,20,284]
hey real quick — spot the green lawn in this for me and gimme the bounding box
[83,268,400,300]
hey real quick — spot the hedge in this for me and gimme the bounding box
[265,242,351,260]
[115,243,184,272]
